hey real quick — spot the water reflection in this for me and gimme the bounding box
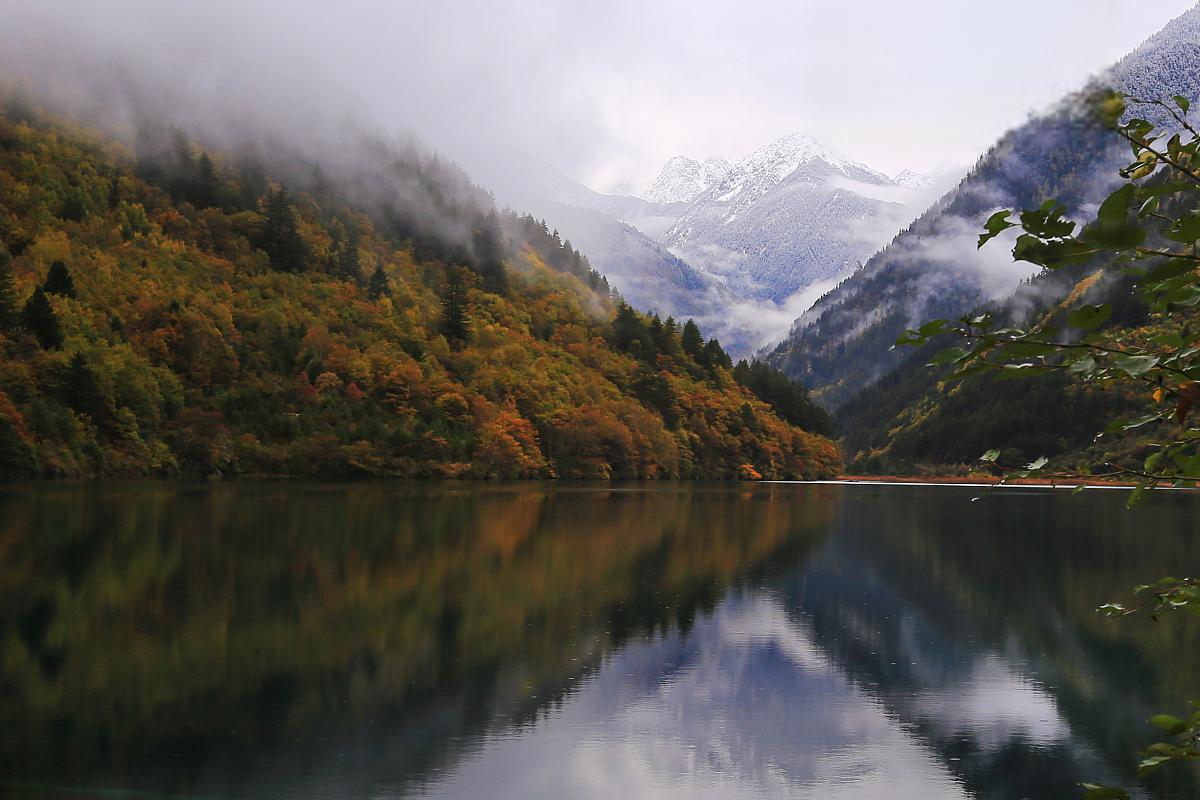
[0,483,1198,799]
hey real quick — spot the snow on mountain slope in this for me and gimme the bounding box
[763,3,1200,409]
[455,135,932,358]
[660,133,920,305]
[641,156,731,204]
[894,170,934,190]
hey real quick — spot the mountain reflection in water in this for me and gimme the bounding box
[0,482,1197,799]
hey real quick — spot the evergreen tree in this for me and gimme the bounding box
[337,228,361,283]
[43,260,76,298]
[63,352,112,428]
[21,286,62,349]
[610,302,652,358]
[59,189,87,222]
[441,272,470,346]
[368,265,391,300]
[193,152,221,209]
[472,210,507,294]
[107,174,121,209]
[0,245,15,330]
[681,319,704,360]
[257,188,307,272]
[704,339,732,370]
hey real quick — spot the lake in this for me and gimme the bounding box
[1,481,1198,800]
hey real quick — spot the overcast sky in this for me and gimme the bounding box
[3,0,1197,195]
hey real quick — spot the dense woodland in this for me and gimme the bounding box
[838,250,1192,476]
[0,92,838,480]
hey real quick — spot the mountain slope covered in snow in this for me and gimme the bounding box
[763,4,1200,409]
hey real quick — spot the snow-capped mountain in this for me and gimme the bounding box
[763,3,1200,408]
[641,156,731,205]
[458,134,934,357]
[660,133,923,304]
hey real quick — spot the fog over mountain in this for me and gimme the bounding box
[0,0,1193,360]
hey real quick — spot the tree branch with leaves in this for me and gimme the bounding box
[899,90,1200,798]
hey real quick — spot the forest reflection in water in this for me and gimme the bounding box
[0,482,1198,799]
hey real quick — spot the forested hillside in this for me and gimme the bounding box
[0,92,838,479]
[837,222,1192,476]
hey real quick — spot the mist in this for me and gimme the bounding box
[2,0,1193,195]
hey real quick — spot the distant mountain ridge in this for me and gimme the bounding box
[475,132,935,357]
[763,3,1200,409]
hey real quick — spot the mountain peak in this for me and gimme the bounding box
[740,132,853,177]
[641,156,731,204]
[893,169,934,190]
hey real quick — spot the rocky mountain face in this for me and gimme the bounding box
[762,3,1200,409]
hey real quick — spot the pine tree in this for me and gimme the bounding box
[194,152,221,209]
[368,265,390,300]
[107,174,121,209]
[441,272,470,346]
[681,319,704,360]
[337,228,361,284]
[472,210,507,294]
[0,245,15,330]
[43,260,76,298]
[59,190,87,222]
[21,286,62,349]
[257,188,307,272]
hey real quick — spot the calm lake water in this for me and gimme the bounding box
[1,481,1199,800]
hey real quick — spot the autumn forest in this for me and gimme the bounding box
[0,90,839,480]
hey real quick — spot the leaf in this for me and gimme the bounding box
[1113,354,1159,377]
[1139,258,1195,284]
[1019,201,1075,239]
[1150,714,1189,735]
[1098,184,1136,224]
[1013,234,1095,268]
[1067,304,1112,331]
[1167,211,1200,244]
[995,363,1055,380]
[979,210,1016,248]
[1069,355,1098,375]
[1091,89,1126,128]
[1082,187,1146,248]
[1175,95,1191,115]
[1128,482,1153,508]
[980,449,1001,463]
[1122,151,1158,181]
[1122,413,1164,431]
[1138,755,1174,777]
[928,347,968,366]
[1175,383,1200,424]
[1081,783,1130,800]
[1024,456,1049,471]
[1001,341,1060,358]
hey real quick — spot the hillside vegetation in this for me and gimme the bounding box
[0,94,838,480]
